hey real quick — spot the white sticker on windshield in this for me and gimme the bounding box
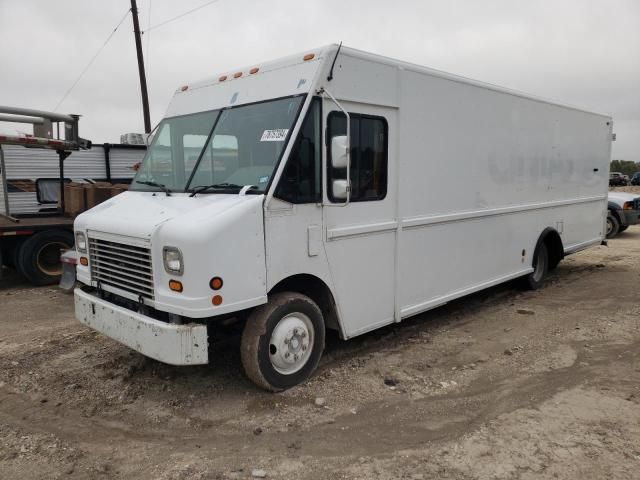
[260,129,289,142]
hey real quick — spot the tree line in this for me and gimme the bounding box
[610,160,640,176]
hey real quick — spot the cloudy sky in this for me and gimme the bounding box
[0,0,638,161]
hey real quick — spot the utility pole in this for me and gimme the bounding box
[130,0,151,133]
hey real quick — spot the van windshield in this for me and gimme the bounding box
[132,95,304,194]
[132,110,219,193]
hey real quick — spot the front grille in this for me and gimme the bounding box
[88,237,154,300]
[634,198,640,211]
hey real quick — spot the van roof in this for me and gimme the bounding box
[171,43,610,119]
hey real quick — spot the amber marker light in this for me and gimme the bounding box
[180,85,189,91]
[169,280,183,292]
[219,75,227,82]
[209,276,223,290]
[233,71,242,78]
[212,295,223,306]
[249,67,259,74]
[303,53,315,61]
[79,257,88,266]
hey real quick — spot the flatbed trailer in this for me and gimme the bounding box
[0,107,146,285]
[0,106,90,285]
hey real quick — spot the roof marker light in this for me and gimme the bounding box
[180,85,189,91]
[249,67,259,74]
[219,75,227,82]
[233,72,243,78]
[303,53,315,61]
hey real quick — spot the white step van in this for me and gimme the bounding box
[74,45,613,390]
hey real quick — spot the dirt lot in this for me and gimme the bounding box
[1,227,640,479]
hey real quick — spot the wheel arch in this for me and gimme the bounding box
[268,273,344,339]
[535,227,564,270]
[607,202,624,223]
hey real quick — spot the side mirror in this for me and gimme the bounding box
[331,135,349,169]
[332,179,349,200]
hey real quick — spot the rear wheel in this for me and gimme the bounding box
[523,242,549,290]
[16,230,73,286]
[241,292,325,392]
[606,212,620,239]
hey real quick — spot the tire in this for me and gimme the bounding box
[241,292,325,392]
[606,213,620,239]
[1,238,24,268]
[618,225,628,233]
[523,242,549,290]
[16,229,74,286]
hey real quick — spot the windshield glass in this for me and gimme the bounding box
[186,95,304,193]
[132,110,219,192]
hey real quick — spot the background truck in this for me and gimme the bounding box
[607,192,640,238]
[73,44,613,391]
[0,106,145,285]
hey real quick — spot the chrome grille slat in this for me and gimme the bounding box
[91,258,152,277]
[88,241,151,259]
[93,272,154,294]
[88,236,154,300]
[90,251,152,268]
[92,263,154,285]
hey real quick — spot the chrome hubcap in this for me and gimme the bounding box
[269,313,313,374]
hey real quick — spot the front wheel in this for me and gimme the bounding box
[241,292,325,391]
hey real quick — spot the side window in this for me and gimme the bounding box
[327,112,388,202]
[274,98,322,203]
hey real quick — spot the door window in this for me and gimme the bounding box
[327,112,388,202]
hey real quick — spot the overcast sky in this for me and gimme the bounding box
[0,0,638,161]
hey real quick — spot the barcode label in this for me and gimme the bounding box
[260,129,289,142]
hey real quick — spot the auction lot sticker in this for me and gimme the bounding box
[260,129,289,142]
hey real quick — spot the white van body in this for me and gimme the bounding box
[74,45,612,389]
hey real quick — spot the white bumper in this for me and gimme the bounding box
[74,288,208,365]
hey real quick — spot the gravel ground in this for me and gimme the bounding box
[1,225,639,479]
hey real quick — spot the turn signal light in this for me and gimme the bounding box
[623,201,633,210]
[212,295,223,306]
[209,276,223,290]
[79,256,88,266]
[169,280,183,292]
[303,53,315,61]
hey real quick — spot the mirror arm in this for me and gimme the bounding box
[318,87,350,206]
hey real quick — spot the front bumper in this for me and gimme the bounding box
[74,288,208,365]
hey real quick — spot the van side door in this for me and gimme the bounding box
[322,102,397,337]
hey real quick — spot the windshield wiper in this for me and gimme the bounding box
[135,180,172,196]
[188,183,257,197]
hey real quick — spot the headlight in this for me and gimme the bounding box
[163,247,183,275]
[75,232,87,253]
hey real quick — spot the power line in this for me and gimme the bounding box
[145,0,220,32]
[53,8,131,112]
